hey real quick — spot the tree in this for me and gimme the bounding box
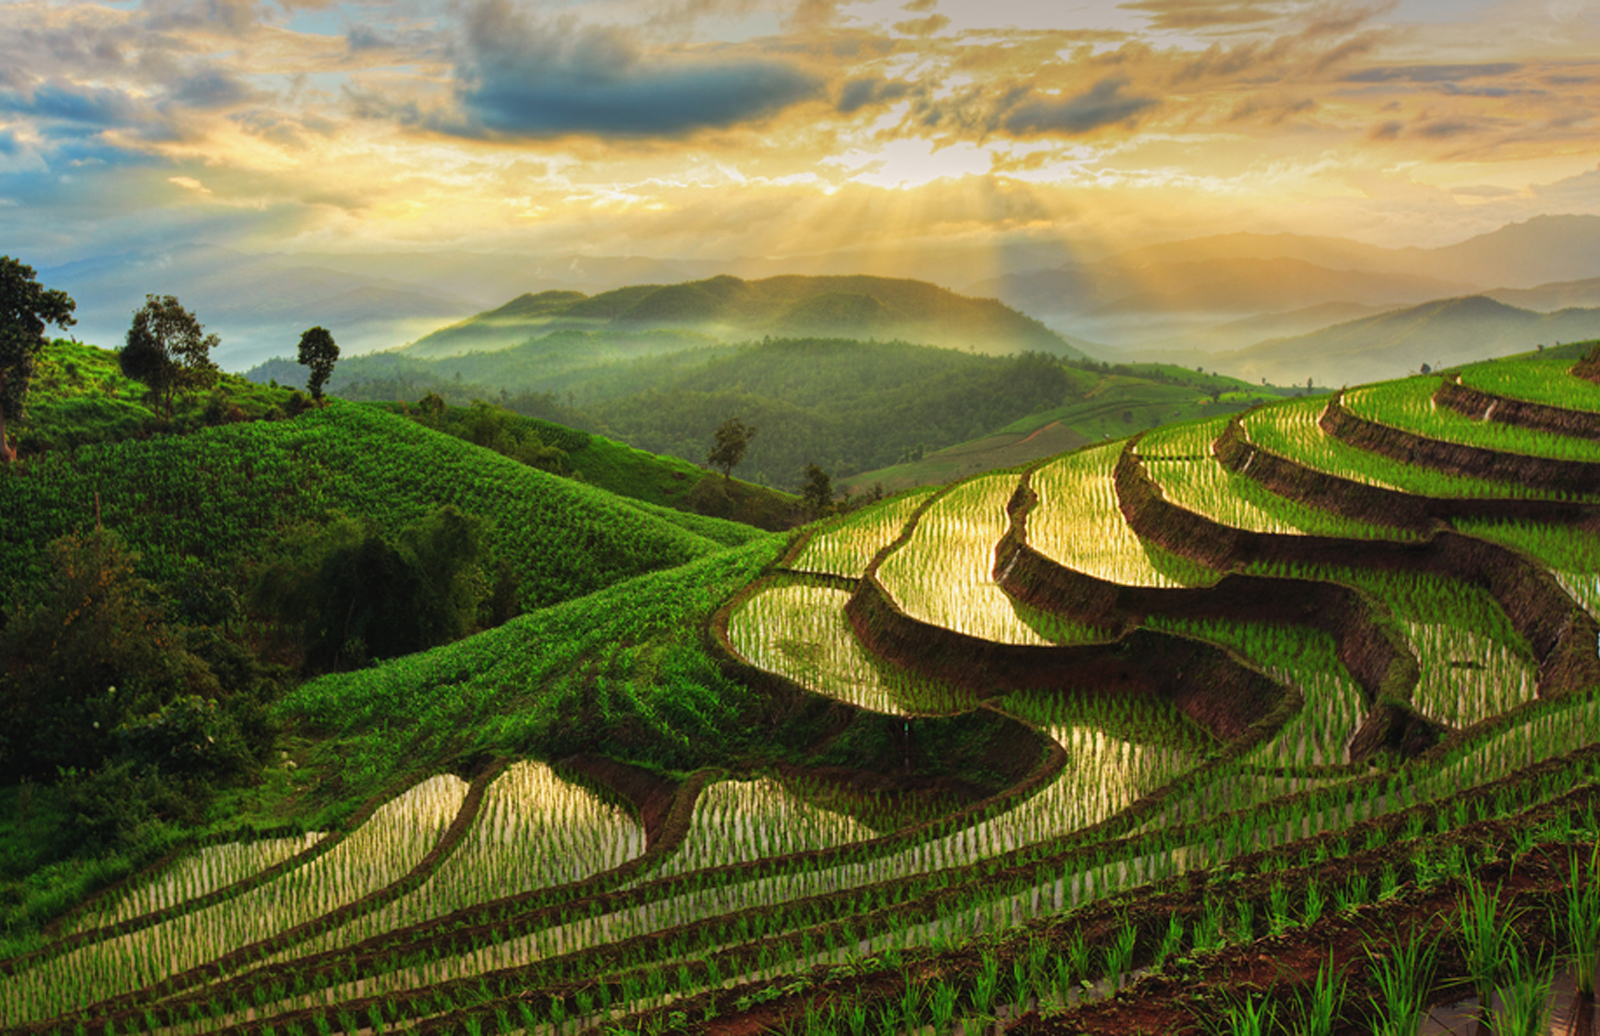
[801,463,833,516]
[0,257,76,463]
[707,416,756,481]
[296,326,339,401]
[120,295,219,421]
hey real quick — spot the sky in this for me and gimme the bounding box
[2,0,1598,270]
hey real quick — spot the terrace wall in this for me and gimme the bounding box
[1114,440,1600,704]
[1321,389,1600,493]
[1435,378,1600,438]
[1214,413,1600,526]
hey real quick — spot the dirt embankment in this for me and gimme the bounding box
[1214,413,1600,527]
[1435,377,1600,438]
[1321,389,1600,493]
[1115,439,1600,701]
[842,573,1284,745]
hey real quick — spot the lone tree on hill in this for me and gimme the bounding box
[296,326,339,401]
[707,416,756,481]
[0,257,76,464]
[120,294,219,421]
[801,463,833,516]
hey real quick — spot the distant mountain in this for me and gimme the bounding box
[403,274,1088,360]
[969,214,1600,348]
[39,244,482,368]
[1210,296,1600,386]
[1486,276,1600,313]
[1130,302,1403,359]
[1422,215,1600,288]
[1088,258,1467,315]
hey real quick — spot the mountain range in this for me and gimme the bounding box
[34,214,1600,377]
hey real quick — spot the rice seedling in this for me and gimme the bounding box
[650,776,875,879]
[1145,615,1365,769]
[64,832,326,934]
[1457,872,1518,1006]
[283,761,644,959]
[1296,954,1346,1036]
[1207,993,1277,1036]
[1141,417,1416,539]
[1560,845,1600,999]
[789,490,934,579]
[1365,932,1438,1036]
[727,580,981,716]
[876,473,1107,645]
[1028,443,1217,587]
[1457,355,1600,411]
[1487,936,1557,1036]
[2,773,468,1024]
[1240,394,1562,499]
[1347,376,1600,463]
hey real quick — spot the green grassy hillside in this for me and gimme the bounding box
[401,274,1086,359]
[0,400,757,613]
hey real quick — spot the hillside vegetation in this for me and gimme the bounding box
[254,337,1289,493]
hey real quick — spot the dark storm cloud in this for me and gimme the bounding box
[1001,76,1158,136]
[447,0,823,139]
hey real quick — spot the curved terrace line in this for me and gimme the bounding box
[1435,377,1600,440]
[1114,437,1600,709]
[1322,389,1600,494]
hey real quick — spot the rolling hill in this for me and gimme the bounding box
[401,274,1088,359]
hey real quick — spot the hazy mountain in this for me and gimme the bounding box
[39,244,482,369]
[1486,276,1600,313]
[403,274,1088,360]
[970,214,1600,349]
[1210,296,1600,386]
[1127,302,1403,362]
[1089,258,1467,315]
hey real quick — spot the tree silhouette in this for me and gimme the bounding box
[120,295,219,421]
[296,326,340,401]
[0,257,76,463]
[707,416,756,481]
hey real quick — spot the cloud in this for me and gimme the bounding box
[1228,95,1315,123]
[892,14,950,36]
[837,76,914,114]
[0,80,147,128]
[1346,63,1521,83]
[170,68,260,109]
[1001,76,1158,136]
[446,0,823,139]
[1118,0,1288,31]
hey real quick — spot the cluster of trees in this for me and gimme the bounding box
[0,256,342,463]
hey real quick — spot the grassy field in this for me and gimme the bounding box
[5,344,1600,1035]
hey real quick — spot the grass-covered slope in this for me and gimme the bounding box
[0,399,752,610]
[12,339,294,454]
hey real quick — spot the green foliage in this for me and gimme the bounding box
[120,295,220,421]
[252,506,499,672]
[707,416,756,479]
[0,256,76,461]
[0,401,737,615]
[277,537,783,793]
[296,327,339,401]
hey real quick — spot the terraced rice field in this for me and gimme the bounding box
[8,354,1600,1035]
